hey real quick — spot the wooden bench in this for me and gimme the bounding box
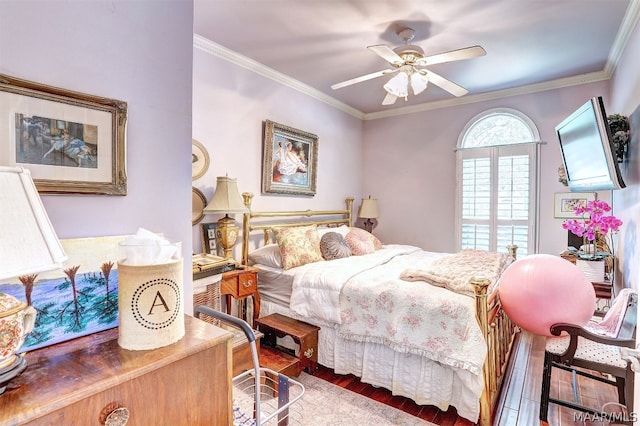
[256,313,320,376]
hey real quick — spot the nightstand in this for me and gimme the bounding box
[220,266,260,326]
[592,280,612,315]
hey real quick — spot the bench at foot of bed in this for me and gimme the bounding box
[256,313,320,375]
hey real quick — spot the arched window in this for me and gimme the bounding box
[456,108,540,255]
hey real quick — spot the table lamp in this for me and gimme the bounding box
[359,196,379,233]
[0,166,67,393]
[203,176,248,259]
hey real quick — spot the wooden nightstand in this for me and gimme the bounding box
[592,280,612,315]
[220,266,260,326]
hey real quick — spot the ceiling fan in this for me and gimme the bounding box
[331,27,486,105]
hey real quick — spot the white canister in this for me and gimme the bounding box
[117,257,184,350]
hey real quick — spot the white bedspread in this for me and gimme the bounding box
[288,244,488,375]
[289,244,421,325]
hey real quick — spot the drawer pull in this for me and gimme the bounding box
[243,279,254,288]
[101,403,130,426]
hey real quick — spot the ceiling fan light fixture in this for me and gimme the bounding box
[410,72,429,95]
[383,71,409,98]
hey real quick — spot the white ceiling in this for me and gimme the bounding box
[194,0,639,119]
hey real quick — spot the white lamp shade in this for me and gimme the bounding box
[0,167,67,280]
[383,72,409,98]
[359,198,379,219]
[203,176,248,215]
[410,72,429,95]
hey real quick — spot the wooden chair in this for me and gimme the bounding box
[539,288,638,423]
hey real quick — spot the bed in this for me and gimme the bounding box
[240,194,518,425]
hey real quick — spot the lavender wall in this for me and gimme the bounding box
[362,81,611,255]
[192,46,364,255]
[610,18,640,294]
[0,2,195,309]
[608,15,640,413]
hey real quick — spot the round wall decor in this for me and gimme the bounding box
[192,139,210,181]
[192,187,207,225]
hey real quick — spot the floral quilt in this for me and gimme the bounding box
[288,245,493,375]
[338,249,488,375]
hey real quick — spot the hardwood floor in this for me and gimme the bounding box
[313,330,622,425]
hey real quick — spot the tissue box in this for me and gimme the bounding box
[118,258,184,350]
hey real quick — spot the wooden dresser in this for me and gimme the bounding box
[0,315,233,425]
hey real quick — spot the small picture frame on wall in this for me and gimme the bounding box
[200,222,222,256]
[262,119,318,196]
[554,192,596,218]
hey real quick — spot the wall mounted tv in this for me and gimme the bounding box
[556,96,626,192]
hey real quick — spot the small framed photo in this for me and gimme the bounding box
[200,222,222,256]
[262,119,318,196]
[0,73,127,195]
[554,192,596,218]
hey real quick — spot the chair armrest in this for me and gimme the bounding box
[550,322,636,348]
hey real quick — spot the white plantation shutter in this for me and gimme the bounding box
[456,109,539,255]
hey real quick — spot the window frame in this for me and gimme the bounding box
[455,108,541,255]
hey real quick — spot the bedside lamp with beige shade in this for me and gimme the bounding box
[0,166,67,393]
[203,176,248,259]
[359,196,379,234]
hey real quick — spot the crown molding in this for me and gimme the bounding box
[193,34,365,120]
[605,0,640,75]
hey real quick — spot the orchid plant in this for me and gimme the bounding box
[562,199,623,260]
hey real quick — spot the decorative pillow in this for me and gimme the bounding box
[345,228,376,256]
[318,224,350,238]
[319,232,351,261]
[347,227,382,251]
[247,244,282,269]
[274,225,324,270]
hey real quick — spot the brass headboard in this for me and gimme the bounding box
[241,193,354,265]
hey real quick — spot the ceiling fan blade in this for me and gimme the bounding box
[381,92,398,105]
[367,44,404,65]
[426,70,469,97]
[415,45,486,66]
[331,69,394,90]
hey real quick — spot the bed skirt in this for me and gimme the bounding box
[259,298,484,423]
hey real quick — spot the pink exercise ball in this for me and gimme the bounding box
[499,254,596,336]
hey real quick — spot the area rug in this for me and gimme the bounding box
[295,372,436,426]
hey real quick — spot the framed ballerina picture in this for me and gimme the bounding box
[0,73,127,195]
[262,119,318,196]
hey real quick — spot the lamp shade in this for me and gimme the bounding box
[203,176,248,215]
[0,167,67,280]
[410,72,429,95]
[359,197,379,219]
[383,72,409,98]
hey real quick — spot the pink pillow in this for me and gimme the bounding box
[345,228,376,256]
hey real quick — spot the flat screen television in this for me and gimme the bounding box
[556,96,626,192]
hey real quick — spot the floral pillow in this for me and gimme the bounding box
[319,232,351,261]
[274,225,324,270]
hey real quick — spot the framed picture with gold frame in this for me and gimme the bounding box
[0,73,127,195]
[262,119,318,196]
